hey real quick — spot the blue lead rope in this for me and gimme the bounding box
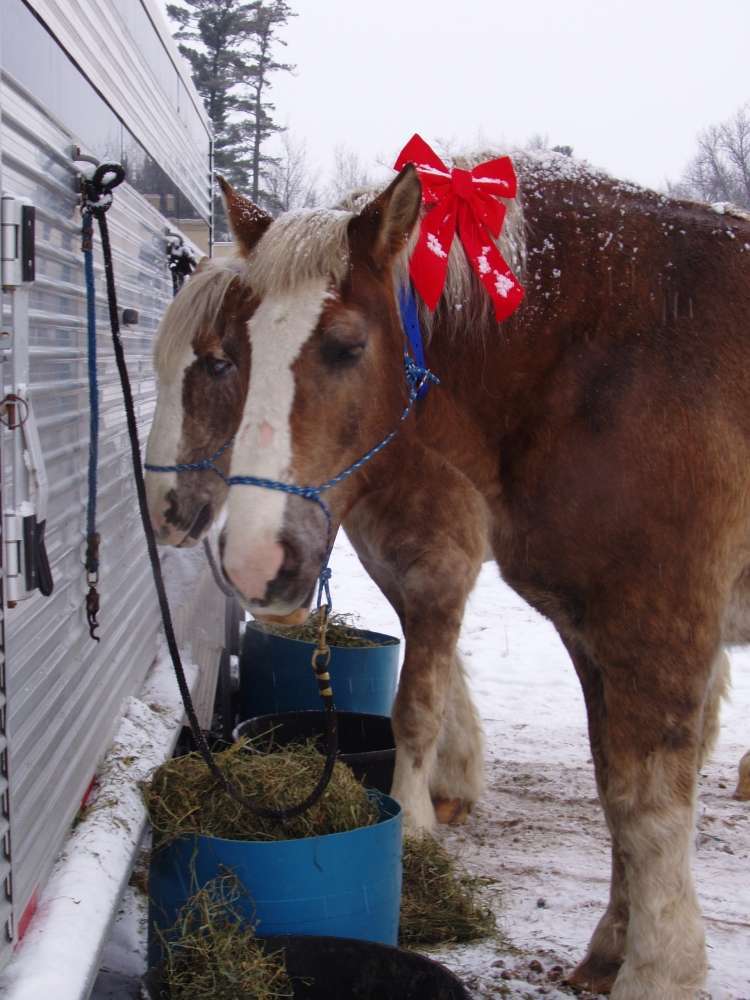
[145,286,439,606]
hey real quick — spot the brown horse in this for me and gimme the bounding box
[145,151,750,999]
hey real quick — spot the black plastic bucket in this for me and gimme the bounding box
[143,934,470,999]
[235,710,395,794]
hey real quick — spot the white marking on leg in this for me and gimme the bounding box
[430,655,485,805]
[611,790,706,998]
[223,278,328,598]
[391,745,437,833]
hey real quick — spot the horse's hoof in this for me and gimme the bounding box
[565,955,621,995]
[733,751,750,800]
[433,798,470,825]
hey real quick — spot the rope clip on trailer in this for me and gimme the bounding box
[74,149,126,216]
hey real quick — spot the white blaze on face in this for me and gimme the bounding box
[144,343,194,533]
[222,277,328,601]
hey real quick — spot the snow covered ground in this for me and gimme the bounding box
[92,534,750,999]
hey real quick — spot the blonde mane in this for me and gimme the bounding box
[154,256,246,373]
[155,153,527,365]
[247,208,353,296]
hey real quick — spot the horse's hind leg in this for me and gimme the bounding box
[575,636,712,1000]
[564,642,629,994]
[736,750,750,799]
[699,648,730,769]
[721,575,750,798]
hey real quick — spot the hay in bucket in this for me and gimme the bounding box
[399,834,497,946]
[144,740,379,849]
[253,612,393,648]
[156,874,293,1000]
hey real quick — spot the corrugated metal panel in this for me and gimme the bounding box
[0,44,14,968]
[0,50,194,963]
[26,0,211,222]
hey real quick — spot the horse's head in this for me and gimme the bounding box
[145,166,422,613]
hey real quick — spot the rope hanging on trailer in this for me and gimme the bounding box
[77,161,338,819]
[80,162,126,640]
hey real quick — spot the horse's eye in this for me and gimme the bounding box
[205,355,234,377]
[321,338,366,367]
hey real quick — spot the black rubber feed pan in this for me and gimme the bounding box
[235,710,395,794]
[143,934,471,999]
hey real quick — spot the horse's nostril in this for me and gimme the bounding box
[188,503,212,539]
[280,538,302,578]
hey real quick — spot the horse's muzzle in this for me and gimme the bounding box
[147,482,213,548]
[219,501,327,614]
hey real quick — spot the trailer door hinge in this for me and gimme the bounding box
[3,506,52,606]
[1,194,35,287]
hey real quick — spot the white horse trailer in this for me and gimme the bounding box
[0,0,222,987]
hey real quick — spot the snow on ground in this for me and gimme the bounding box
[93,534,750,999]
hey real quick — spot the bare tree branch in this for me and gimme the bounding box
[262,132,320,213]
[671,103,750,209]
[325,146,373,204]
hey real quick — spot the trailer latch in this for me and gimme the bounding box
[1,194,35,287]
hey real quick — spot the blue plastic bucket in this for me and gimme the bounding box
[239,621,400,718]
[148,791,402,969]
[144,934,470,999]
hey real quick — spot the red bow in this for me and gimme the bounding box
[394,134,524,321]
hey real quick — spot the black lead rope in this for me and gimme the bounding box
[80,163,338,821]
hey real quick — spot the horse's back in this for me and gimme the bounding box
[494,165,750,643]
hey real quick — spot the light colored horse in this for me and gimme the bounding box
[145,154,750,999]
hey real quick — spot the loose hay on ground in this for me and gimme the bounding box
[400,834,497,946]
[157,875,293,1000]
[253,612,395,647]
[145,740,379,849]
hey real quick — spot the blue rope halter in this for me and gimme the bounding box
[145,284,438,607]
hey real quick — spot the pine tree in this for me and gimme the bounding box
[242,2,295,204]
[167,0,295,224]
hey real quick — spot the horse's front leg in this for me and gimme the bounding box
[431,653,485,824]
[344,452,485,832]
[390,602,465,830]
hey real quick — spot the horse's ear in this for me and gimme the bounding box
[350,164,422,269]
[217,176,272,257]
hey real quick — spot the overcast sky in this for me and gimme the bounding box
[161,0,750,193]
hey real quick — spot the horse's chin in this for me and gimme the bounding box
[237,577,317,619]
[241,595,308,617]
[253,607,311,626]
